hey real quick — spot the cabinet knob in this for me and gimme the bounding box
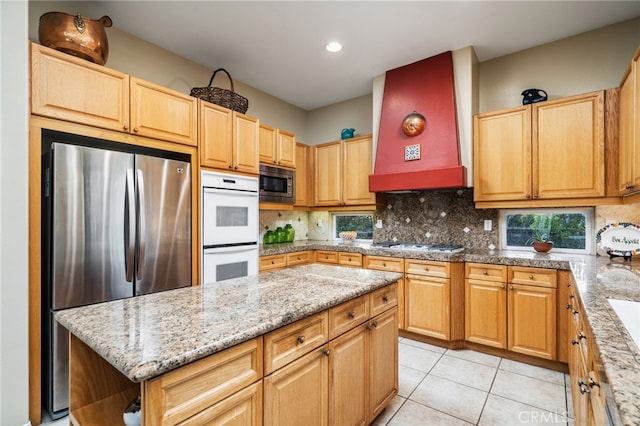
[571,339,579,345]
[424,266,429,271]
[297,335,305,344]
[348,311,355,319]
[382,296,389,303]
[578,333,587,341]
[482,270,488,275]
[382,262,387,267]
[533,193,539,198]
[133,128,139,133]
[566,303,573,310]
[322,349,330,356]
[578,379,591,395]
[123,125,129,131]
[271,260,275,264]
[501,284,505,289]
[228,165,233,169]
[371,320,378,328]
[509,285,514,290]
[626,184,635,190]
[529,274,534,280]
[588,378,600,388]
[234,166,238,170]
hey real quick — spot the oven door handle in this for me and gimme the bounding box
[203,187,258,197]
[203,245,258,254]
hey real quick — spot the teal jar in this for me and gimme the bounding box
[263,230,276,244]
[284,224,295,242]
[274,227,286,243]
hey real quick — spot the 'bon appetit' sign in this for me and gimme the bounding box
[596,222,640,257]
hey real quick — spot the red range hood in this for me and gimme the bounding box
[369,51,466,192]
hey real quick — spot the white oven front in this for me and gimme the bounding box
[203,245,258,284]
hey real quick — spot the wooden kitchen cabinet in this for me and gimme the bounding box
[404,260,464,341]
[31,43,197,146]
[314,135,375,206]
[338,252,363,268]
[315,250,339,265]
[364,256,405,329]
[286,250,312,267]
[200,101,259,174]
[259,254,287,272]
[618,46,640,195]
[474,91,605,205]
[294,143,311,207]
[465,264,557,360]
[465,263,508,349]
[259,124,296,168]
[368,308,398,420]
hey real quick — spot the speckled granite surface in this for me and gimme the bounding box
[55,264,402,383]
[261,241,640,425]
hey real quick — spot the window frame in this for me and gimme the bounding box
[500,208,595,255]
[331,211,374,242]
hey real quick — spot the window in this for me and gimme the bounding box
[332,212,373,241]
[500,208,594,254]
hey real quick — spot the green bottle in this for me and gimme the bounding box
[274,227,286,243]
[284,224,295,242]
[263,230,276,244]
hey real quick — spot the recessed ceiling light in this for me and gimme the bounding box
[325,41,343,53]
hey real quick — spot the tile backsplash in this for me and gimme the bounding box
[373,189,499,249]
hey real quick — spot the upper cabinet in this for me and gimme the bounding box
[199,101,259,174]
[31,43,197,146]
[295,142,311,207]
[619,46,640,196]
[259,124,296,169]
[474,91,605,205]
[314,135,376,206]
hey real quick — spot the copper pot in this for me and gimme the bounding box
[39,12,112,65]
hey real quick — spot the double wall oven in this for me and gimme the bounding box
[201,171,259,283]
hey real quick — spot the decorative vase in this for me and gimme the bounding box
[274,227,286,243]
[284,224,295,242]
[533,241,553,253]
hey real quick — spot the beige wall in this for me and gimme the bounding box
[479,17,640,113]
[305,94,373,145]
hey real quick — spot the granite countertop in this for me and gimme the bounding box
[55,264,402,383]
[261,241,640,424]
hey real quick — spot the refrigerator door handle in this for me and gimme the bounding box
[125,169,136,282]
[136,169,146,280]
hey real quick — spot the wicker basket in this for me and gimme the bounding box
[190,68,248,113]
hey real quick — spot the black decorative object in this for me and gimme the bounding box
[521,89,548,105]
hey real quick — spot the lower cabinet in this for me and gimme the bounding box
[465,264,557,360]
[364,256,405,330]
[259,250,313,272]
[263,283,398,426]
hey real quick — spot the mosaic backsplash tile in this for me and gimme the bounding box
[373,188,499,250]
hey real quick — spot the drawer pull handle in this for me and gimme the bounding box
[297,335,305,344]
[322,349,330,356]
[382,296,389,303]
[588,378,600,388]
[348,311,356,319]
[271,260,275,264]
[578,333,587,341]
[571,339,579,346]
[382,262,387,267]
[566,304,573,310]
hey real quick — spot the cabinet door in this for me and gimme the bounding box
[405,275,450,340]
[343,137,375,205]
[31,43,130,132]
[473,106,532,201]
[263,346,329,426]
[369,308,398,421]
[314,142,342,205]
[200,101,233,169]
[295,143,310,206]
[508,283,556,360]
[129,77,197,146]
[259,124,278,165]
[534,91,604,199]
[233,112,260,174]
[277,129,296,169]
[619,63,635,194]
[328,324,368,426]
[634,54,640,192]
[465,279,507,349]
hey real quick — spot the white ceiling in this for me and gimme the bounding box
[63,1,640,110]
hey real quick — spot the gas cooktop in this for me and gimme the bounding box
[370,242,465,254]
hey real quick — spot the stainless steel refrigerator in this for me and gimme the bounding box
[41,130,192,419]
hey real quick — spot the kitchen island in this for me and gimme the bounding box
[56,264,402,425]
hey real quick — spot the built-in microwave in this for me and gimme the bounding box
[259,164,295,204]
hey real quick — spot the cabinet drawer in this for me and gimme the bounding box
[260,254,287,272]
[287,250,312,266]
[364,256,404,272]
[144,337,263,425]
[264,311,329,374]
[338,252,362,267]
[329,294,370,339]
[465,263,507,282]
[509,266,557,288]
[315,250,339,264]
[405,259,450,278]
[370,283,398,318]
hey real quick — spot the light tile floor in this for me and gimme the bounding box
[43,337,574,426]
[373,337,574,425]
